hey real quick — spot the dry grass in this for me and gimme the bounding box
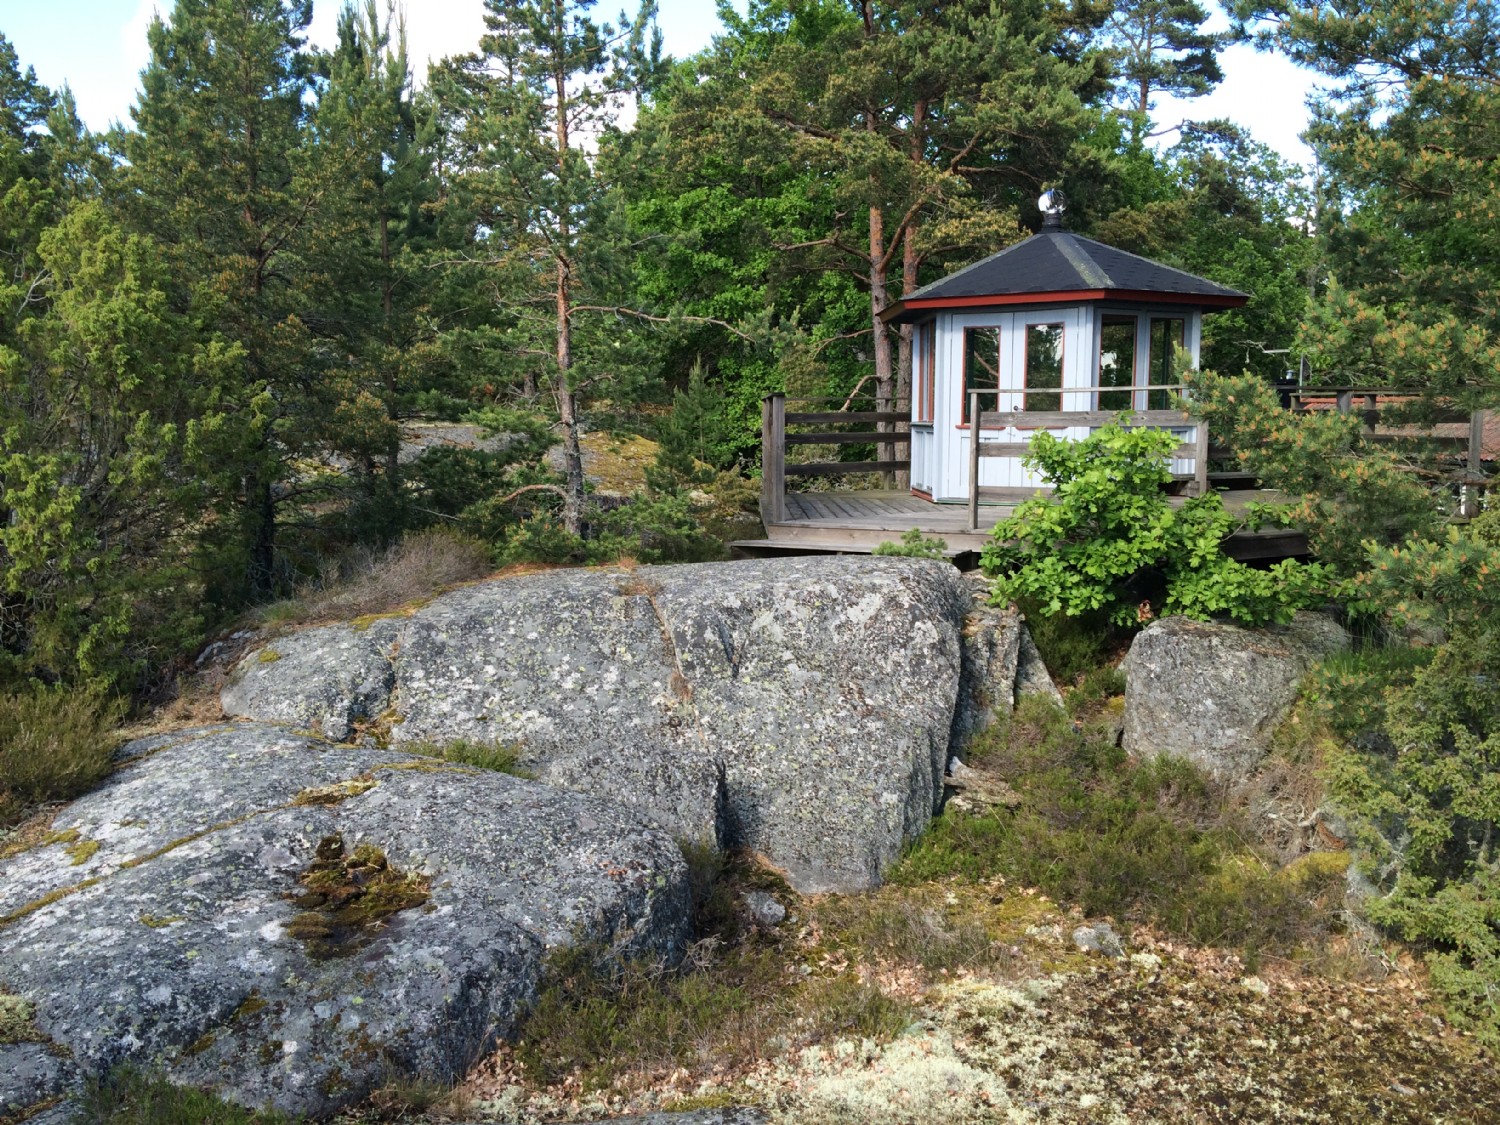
[256,529,493,632]
[0,687,124,829]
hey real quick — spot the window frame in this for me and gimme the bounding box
[1021,321,1066,414]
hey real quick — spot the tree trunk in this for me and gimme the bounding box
[869,215,896,489]
[556,255,585,537]
[380,209,402,488]
[554,63,586,538]
[248,470,277,601]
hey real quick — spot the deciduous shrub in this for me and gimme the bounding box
[981,423,1329,627]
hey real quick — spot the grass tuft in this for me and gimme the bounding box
[0,686,124,829]
[73,1068,295,1124]
[405,739,532,778]
[251,528,492,632]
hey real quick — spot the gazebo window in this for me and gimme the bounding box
[915,321,936,423]
[1149,317,1185,408]
[1024,323,1064,412]
[962,326,1000,423]
[1098,315,1136,410]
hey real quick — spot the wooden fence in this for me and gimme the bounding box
[759,385,1493,532]
[1287,388,1490,517]
[759,394,910,525]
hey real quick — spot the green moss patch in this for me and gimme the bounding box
[283,834,428,961]
[64,838,99,866]
[290,777,378,807]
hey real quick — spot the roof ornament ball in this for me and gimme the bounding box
[1038,188,1067,230]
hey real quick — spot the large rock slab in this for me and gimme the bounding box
[0,725,689,1121]
[1122,612,1350,780]
[653,559,967,892]
[221,557,974,892]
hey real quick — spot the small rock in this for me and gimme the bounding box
[1026,923,1065,945]
[1241,975,1271,996]
[743,891,786,929]
[943,758,1022,809]
[1071,922,1125,958]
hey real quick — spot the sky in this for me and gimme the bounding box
[1,1,1324,167]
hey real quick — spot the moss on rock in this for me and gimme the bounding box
[283,834,429,961]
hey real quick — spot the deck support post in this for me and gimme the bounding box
[761,393,787,526]
[1464,408,1488,518]
[1193,419,1210,497]
[968,389,982,532]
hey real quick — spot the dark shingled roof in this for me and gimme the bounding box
[887,229,1247,321]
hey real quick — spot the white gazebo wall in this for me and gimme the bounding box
[912,303,1204,503]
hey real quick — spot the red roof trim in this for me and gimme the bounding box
[883,288,1248,323]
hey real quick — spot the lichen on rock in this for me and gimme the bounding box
[221,556,988,893]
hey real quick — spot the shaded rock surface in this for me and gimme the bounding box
[950,599,1021,748]
[222,557,975,893]
[0,725,689,1121]
[1122,612,1350,780]
[1014,624,1064,705]
[219,620,402,742]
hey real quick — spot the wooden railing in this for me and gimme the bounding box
[760,393,910,525]
[965,385,1204,531]
[1288,387,1490,517]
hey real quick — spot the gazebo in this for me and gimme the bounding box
[744,194,1270,561]
[883,192,1247,504]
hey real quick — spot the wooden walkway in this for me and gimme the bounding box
[733,489,1308,563]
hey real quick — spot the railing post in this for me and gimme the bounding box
[1193,417,1210,498]
[1464,407,1487,518]
[968,389,982,532]
[760,393,787,526]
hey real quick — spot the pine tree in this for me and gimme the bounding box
[432,0,662,536]
[1242,0,1500,402]
[670,0,1109,481]
[313,1,437,538]
[0,37,203,689]
[1105,0,1234,124]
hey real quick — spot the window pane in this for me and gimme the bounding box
[1098,315,1136,412]
[1025,324,1063,412]
[918,321,936,423]
[1149,318,1185,409]
[963,327,1000,423]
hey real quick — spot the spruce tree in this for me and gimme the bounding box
[123,0,356,601]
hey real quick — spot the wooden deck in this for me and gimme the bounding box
[732,489,1309,564]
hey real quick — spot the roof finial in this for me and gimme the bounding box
[1038,188,1066,230]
